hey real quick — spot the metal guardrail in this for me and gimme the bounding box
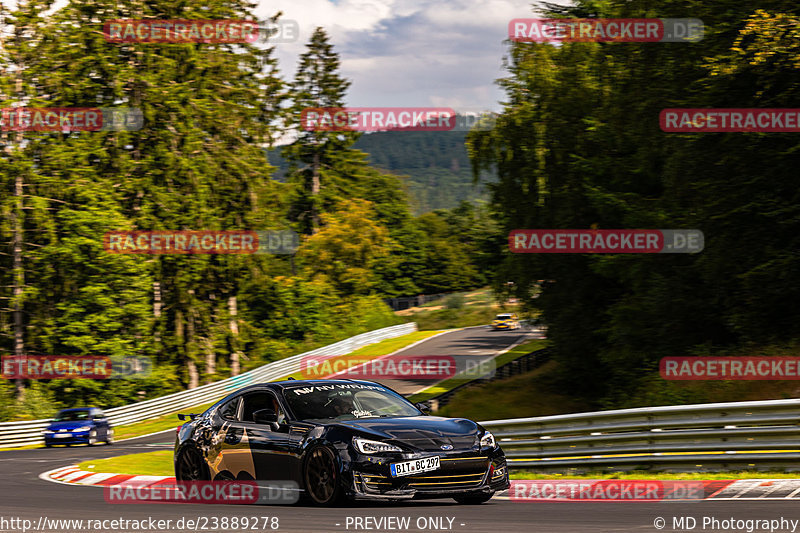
[480,398,800,471]
[0,322,417,448]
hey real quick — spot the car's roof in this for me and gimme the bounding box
[58,407,95,411]
[236,378,383,393]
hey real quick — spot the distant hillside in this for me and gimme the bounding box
[267,131,495,214]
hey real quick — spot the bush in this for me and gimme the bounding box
[445,294,465,309]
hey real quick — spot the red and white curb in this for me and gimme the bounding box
[42,467,800,501]
[41,465,174,488]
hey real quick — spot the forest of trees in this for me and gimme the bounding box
[1,0,798,420]
[268,130,495,215]
[468,0,800,408]
[0,2,496,420]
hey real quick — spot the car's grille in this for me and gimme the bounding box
[355,456,490,492]
[383,429,477,451]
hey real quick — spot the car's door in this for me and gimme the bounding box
[237,390,297,481]
[92,409,109,438]
[205,395,258,480]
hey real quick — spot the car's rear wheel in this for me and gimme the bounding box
[106,429,114,445]
[453,492,495,504]
[176,448,209,481]
[303,446,342,506]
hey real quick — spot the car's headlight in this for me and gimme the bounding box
[352,437,403,454]
[480,431,496,448]
[75,426,92,432]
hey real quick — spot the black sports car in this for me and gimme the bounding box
[174,379,509,505]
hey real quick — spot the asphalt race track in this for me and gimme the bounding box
[373,326,536,395]
[2,328,799,533]
[3,440,800,533]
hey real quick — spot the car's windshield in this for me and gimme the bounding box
[53,410,91,422]
[283,383,421,421]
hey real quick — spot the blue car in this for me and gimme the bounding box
[43,407,114,447]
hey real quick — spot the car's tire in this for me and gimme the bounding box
[106,429,114,445]
[303,445,343,506]
[44,443,52,448]
[453,492,495,505]
[88,429,97,446]
[176,447,210,481]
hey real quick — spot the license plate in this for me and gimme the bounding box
[55,433,71,438]
[390,456,440,477]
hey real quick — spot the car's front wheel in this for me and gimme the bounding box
[88,430,98,446]
[303,446,343,506]
[453,492,495,505]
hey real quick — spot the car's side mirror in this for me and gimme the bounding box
[415,402,431,413]
[253,408,278,424]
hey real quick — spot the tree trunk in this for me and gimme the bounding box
[228,295,240,376]
[153,281,161,345]
[186,293,199,389]
[12,163,24,401]
[311,151,320,233]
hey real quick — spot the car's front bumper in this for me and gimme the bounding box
[346,450,509,500]
[44,431,91,445]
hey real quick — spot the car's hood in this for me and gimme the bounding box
[46,421,91,431]
[337,416,480,451]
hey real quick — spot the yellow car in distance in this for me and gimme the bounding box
[491,313,520,330]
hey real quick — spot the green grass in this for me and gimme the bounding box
[78,450,174,477]
[283,330,444,380]
[412,306,521,331]
[435,360,592,420]
[112,401,218,441]
[408,339,548,404]
[510,470,800,480]
[397,287,529,330]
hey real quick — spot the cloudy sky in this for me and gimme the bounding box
[252,0,560,112]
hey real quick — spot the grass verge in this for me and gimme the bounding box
[78,450,174,477]
[408,339,548,404]
[282,329,444,380]
[435,359,591,420]
[112,401,218,441]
